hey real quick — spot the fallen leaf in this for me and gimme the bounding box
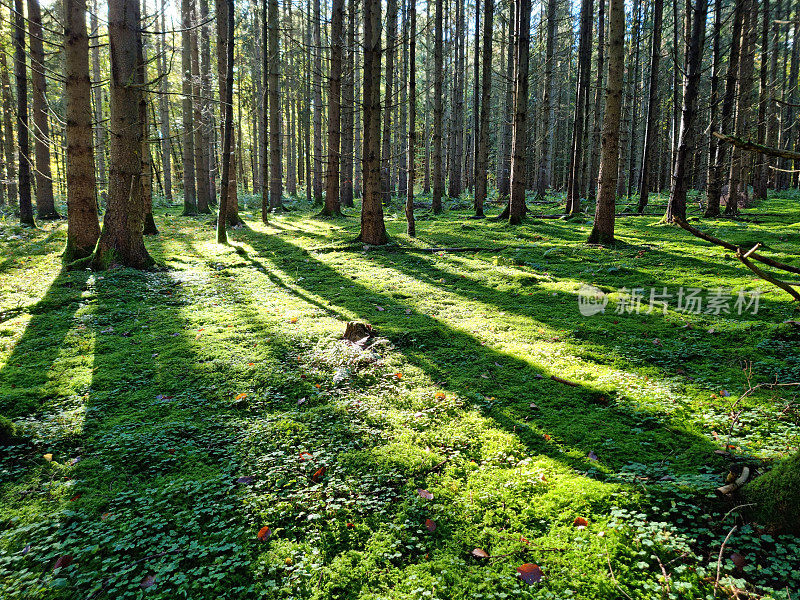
[248,362,255,366]
[517,563,543,584]
[299,452,313,460]
[587,451,598,461]
[471,548,489,558]
[70,494,82,502]
[394,373,403,379]
[289,317,298,323]
[435,392,446,400]
[53,555,73,571]
[719,390,731,397]
[417,488,434,500]
[376,306,385,312]
[404,308,412,314]
[68,457,82,466]
[139,574,156,589]
[236,476,255,485]
[574,516,588,529]
[21,544,30,555]
[257,526,272,541]
[312,467,326,482]
[543,434,551,441]
[425,518,437,532]
[730,553,746,569]
[234,392,247,401]
[43,453,53,462]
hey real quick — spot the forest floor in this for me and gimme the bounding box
[1,193,799,600]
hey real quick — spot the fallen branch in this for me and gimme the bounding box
[674,217,800,275]
[737,249,800,302]
[712,131,800,161]
[550,375,580,387]
[716,466,751,496]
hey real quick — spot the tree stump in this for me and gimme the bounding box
[343,321,374,343]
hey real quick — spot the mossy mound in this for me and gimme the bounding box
[745,452,800,534]
[0,414,17,444]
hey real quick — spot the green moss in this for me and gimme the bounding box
[0,414,17,443]
[746,451,800,534]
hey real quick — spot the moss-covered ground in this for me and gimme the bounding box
[1,193,799,599]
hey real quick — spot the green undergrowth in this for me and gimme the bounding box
[0,192,799,599]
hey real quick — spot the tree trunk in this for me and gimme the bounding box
[359,0,388,244]
[158,0,172,201]
[565,0,593,214]
[753,0,770,200]
[765,0,781,189]
[192,0,211,213]
[268,0,283,211]
[217,0,235,243]
[91,0,153,268]
[216,0,241,224]
[535,0,557,199]
[665,0,708,222]
[28,0,57,219]
[726,0,754,215]
[381,0,397,205]
[340,0,355,207]
[636,0,663,212]
[200,0,213,204]
[181,0,197,214]
[64,0,101,260]
[705,0,743,217]
[473,0,493,216]
[432,0,444,213]
[406,0,416,236]
[140,9,157,237]
[1,53,18,205]
[588,0,605,201]
[498,6,515,200]
[507,0,531,225]
[312,0,323,202]
[91,0,106,193]
[323,0,344,216]
[448,0,465,199]
[13,0,34,226]
[587,0,624,244]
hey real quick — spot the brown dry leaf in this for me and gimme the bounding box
[471,548,489,558]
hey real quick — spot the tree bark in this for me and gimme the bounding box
[753,0,771,200]
[665,0,709,223]
[216,0,241,224]
[323,0,344,216]
[359,0,388,244]
[312,0,323,202]
[91,0,153,268]
[565,0,593,214]
[705,0,744,217]
[91,0,106,192]
[28,0,57,219]
[381,0,397,205]
[216,0,235,243]
[13,0,34,226]
[158,0,172,201]
[432,0,444,213]
[508,0,531,225]
[192,0,211,213]
[268,0,283,211]
[64,0,101,260]
[181,0,197,214]
[497,7,514,200]
[637,0,663,212]
[534,0,557,200]
[340,0,355,208]
[587,0,624,244]
[473,0,494,216]
[1,53,18,205]
[406,0,416,236]
[448,0,465,199]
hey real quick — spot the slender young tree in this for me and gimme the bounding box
[448,0,465,198]
[13,0,34,226]
[588,0,605,200]
[359,0,388,244]
[406,0,416,236]
[497,6,514,199]
[312,0,323,202]
[432,0,444,213]
[636,0,663,212]
[340,0,355,208]
[565,0,593,214]
[268,0,283,211]
[665,0,708,222]
[260,0,269,220]
[382,0,397,204]
[28,0,58,219]
[705,0,744,216]
[181,0,197,214]
[753,0,771,200]
[1,52,17,204]
[91,0,106,191]
[473,0,493,216]
[217,0,235,243]
[64,0,101,260]
[587,0,624,244]
[159,0,172,201]
[216,0,241,225]
[192,0,211,213]
[507,0,531,225]
[90,0,153,268]
[323,0,344,216]
[534,0,556,199]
